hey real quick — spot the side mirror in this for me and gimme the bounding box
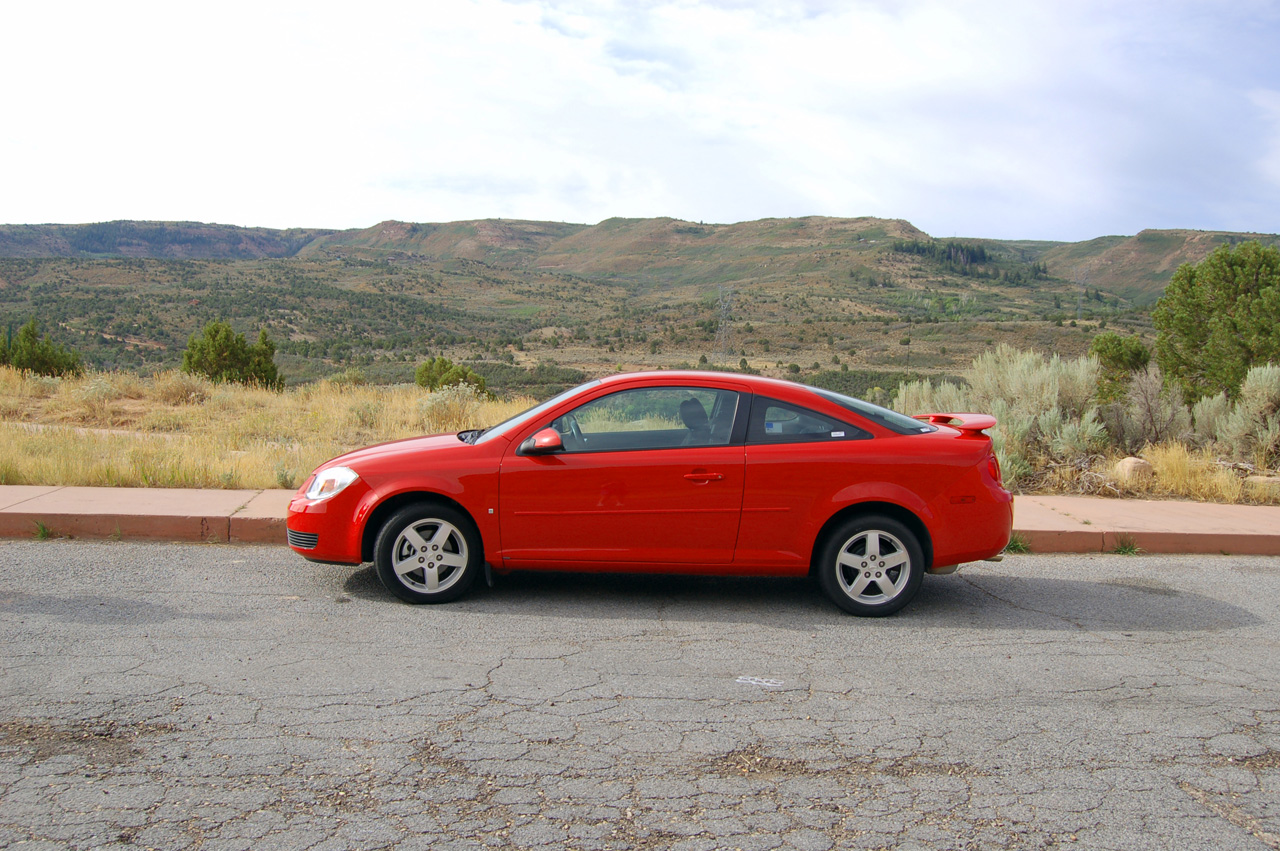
[518,427,564,456]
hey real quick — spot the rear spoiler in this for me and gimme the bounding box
[913,412,997,435]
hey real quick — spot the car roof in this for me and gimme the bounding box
[595,370,820,398]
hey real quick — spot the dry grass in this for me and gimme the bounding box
[0,368,533,489]
[1,367,1276,503]
[1031,442,1279,505]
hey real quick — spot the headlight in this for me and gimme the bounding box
[305,466,359,500]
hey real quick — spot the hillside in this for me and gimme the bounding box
[1032,229,1280,305]
[300,219,587,264]
[3,217,1274,300]
[0,216,1275,393]
[0,221,336,260]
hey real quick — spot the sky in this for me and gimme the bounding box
[3,0,1279,242]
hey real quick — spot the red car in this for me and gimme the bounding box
[287,371,1011,616]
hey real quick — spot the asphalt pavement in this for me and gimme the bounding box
[2,541,1279,849]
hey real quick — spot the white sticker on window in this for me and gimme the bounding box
[765,422,781,434]
[831,431,845,437]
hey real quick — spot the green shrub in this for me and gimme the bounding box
[326,367,368,386]
[1191,391,1231,446]
[966,344,1099,420]
[1090,332,1150,403]
[0,318,83,377]
[182,321,282,389]
[1209,364,1280,467]
[418,383,487,434]
[415,356,488,396]
[892,345,1104,488]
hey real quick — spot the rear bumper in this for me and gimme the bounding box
[930,488,1013,567]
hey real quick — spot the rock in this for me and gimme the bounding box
[1245,475,1280,487]
[1114,457,1154,481]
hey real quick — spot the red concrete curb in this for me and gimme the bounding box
[0,487,292,545]
[1018,529,1106,554]
[1,487,1278,555]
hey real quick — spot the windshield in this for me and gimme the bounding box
[812,388,937,435]
[472,380,603,445]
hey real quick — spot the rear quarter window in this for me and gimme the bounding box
[748,397,872,444]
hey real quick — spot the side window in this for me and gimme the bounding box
[748,396,871,444]
[549,387,741,453]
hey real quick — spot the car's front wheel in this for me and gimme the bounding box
[373,504,480,604]
[817,515,923,617]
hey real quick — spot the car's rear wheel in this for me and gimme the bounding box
[817,515,923,617]
[373,504,480,604]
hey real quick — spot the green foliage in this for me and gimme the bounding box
[325,367,368,386]
[892,239,989,269]
[1153,241,1280,402]
[805,369,911,399]
[0,318,83,377]
[471,361,585,398]
[1112,535,1142,555]
[181,321,283,389]
[893,346,1103,489]
[415,356,489,396]
[1090,332,1150,403]
[1193,364,1280,467]
[1004,532,1030,554]
[59,221,323,258]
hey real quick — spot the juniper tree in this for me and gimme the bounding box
[1153,241,1280,401]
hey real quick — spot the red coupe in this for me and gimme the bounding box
[286,371,1012,616]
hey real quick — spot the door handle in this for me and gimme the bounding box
[684,472,724,483]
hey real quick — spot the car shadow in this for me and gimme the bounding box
[913,572,1263,632]
[341,566,1262,633]
[343,566,836,629]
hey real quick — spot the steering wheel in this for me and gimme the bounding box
[566,413,584,447]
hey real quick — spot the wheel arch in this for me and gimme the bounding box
[809,501,934,575]
[361,491,478,563]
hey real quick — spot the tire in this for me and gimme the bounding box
[817,514,924,617]
[373,504,481,604]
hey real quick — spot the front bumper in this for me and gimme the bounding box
[285,479,371,565]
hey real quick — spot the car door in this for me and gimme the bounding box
[735,395,875,571]
[499,385,746,566]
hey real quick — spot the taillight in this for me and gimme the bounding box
[988,453,1003,486]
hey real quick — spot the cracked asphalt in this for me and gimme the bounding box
[2,541,1280,850]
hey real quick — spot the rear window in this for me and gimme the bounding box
[811,388,937,435]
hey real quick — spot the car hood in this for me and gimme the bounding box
[326,433,470,469]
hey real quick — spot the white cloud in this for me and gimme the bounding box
[1,0,1278,239]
